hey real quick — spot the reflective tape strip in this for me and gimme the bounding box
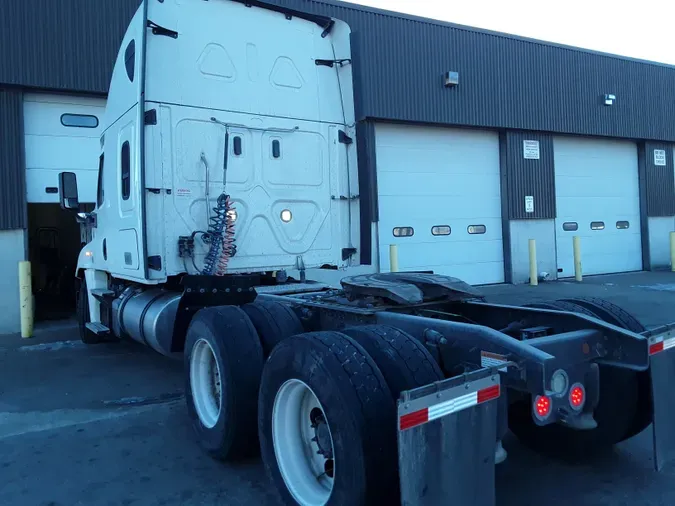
[428,391,478,422]
[399,384,500,431]
[649,335,675,355]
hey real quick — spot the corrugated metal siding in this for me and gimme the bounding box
[499,132,512,283]
[637,143,651,267]
[0,0,140,94]
[643,142,675,217]
[0,89,26,230]
[267,0,675,141]
[502,131,555,219]
[1,0,674,141]
[355,120,377,264]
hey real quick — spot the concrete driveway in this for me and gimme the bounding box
[2,271,675,505]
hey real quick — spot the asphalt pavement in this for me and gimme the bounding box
[2,271,675,505]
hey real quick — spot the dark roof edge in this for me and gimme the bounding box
[309,0,675,70]
[229,0,334,29]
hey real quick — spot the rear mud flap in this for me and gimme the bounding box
[397,368,500,506]
[648,328,675,471]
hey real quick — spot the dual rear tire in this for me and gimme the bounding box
[184,304,443,505]
[510,297,649,456]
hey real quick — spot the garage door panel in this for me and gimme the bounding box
[557,196,640,212]
[24,135,103,172]
[377,126,498,149]
[554,136,641,277]
[26,169,97,204]
[379,195,502,221]
[384,239,503,266]
[377,170,501,197]
[376,123,504,285]
[380,245,504,285]
[556,183,640,201]
[23,96,105,137]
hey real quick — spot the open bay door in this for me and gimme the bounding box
[554,137,642,277]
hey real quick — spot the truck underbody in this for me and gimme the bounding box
[74,269,675,506]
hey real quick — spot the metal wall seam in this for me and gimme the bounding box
[0,89,27,230]
[0,0,139,94]
[637,142,651,269]
[643,142,675,217]
[1,0,675,140]
[265,0,675,141]
[504,131,555,220]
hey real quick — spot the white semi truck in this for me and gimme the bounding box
[58,1,675,504]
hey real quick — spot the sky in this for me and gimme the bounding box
[346,0,675,66]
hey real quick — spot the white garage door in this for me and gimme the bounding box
[376,124,504,285]
[24,93,106,203]
[554,136,642,277]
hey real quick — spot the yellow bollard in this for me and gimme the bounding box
[573,236,582,282]
[670,232,675,272]
[529,239,538,286]
[19,261,33,338]
[389,244,399,273]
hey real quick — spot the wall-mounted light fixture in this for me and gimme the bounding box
[604,94,616,106]
[444,71,459,87]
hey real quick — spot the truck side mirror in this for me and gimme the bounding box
[58,171,80,211]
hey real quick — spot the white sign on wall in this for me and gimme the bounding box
[654,149,667,166]
[523,140,540,160]
[525,195,534,213]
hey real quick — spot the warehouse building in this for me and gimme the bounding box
[1,0,674,333]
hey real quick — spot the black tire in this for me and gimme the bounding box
[76,278,103,344]
[258,331,398,506]
[341,325,444,399]
[241,300,304,355]
[524,301,597,317]
[509,365,639,456]
[560,297,646,333]
[560,297,651,441]
[185,306,264,461]
[511,298,648,455]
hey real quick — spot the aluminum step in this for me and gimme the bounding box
[85,322,111,335]
[90,288,115,297]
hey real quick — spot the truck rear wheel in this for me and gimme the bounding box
[560,297,645,333]
[341,325,444,398]
[258,331,398,506]
[560,297,651,441]
[242,300,304,355]
[510,298,648,455]
[524,300,596,317]
[185,306,264,460]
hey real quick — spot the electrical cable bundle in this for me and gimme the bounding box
[201,194,237,276]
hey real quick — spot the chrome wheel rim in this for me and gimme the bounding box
[190,338,222,429]
[272,379,335,506]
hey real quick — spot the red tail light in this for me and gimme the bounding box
[534,395,551,420]
[569,383,585,411]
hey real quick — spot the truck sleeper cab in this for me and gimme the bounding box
[57,1,675,505]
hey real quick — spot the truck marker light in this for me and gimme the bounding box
[280,209,292,223]
[399,384,500,431]
[569,384,585,410]
[534,395,551,420]
[550,369,568,396]
[649,335,675,355]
